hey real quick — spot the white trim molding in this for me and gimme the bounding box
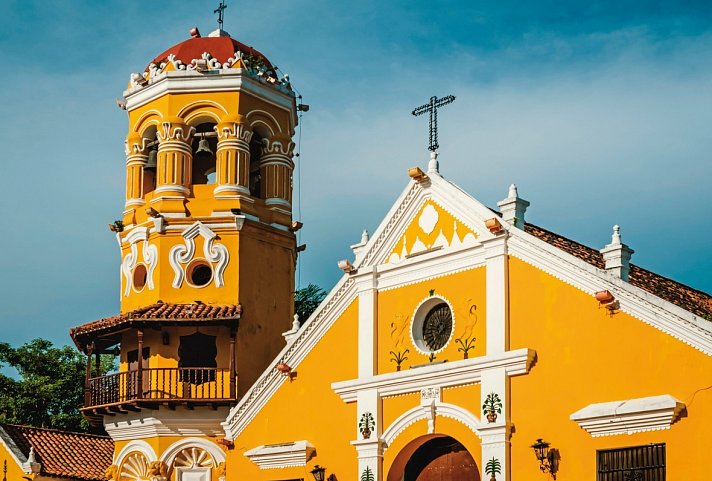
[104,407,231,441]
[332,348,536,402]
[381,402,481,449]
[114,440,158,464]
[168,221,230,288]
[244,440,316,469]
[159,437,226,467]
[570,394,686,437]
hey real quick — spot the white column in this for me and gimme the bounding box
[357,266,378,377]
[482,235,509,354]
[353,268,382,480]
[479,367,510,481]
[353,389,384,481]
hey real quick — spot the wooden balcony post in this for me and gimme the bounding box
[94,352,100,377]
[84,343,93,407]
[229,325,236,399]
[137,329,144,399]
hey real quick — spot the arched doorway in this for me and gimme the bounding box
[388,435,480,481]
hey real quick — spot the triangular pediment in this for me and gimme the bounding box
[355,174,500,269]
[384,199,479,264]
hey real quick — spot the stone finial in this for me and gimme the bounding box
[282,314,301,344]
[600,224,634,281]
[428,151,439,174]
[497,183,530,229]
[361,229,369,244]
[292,314,300,330]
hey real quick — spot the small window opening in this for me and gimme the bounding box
[191,123,218,185]
[143,129,158,195]
[132,264,147,291]
[178,332,217,384]
[249,132,263,197]
[187,260,213,287]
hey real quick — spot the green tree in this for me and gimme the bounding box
[0,338,114,432]
[294,284,327,322]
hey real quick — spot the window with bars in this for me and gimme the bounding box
[597,444,665,481]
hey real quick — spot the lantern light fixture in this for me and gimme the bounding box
[530,438,558,479]
[310,465,326,481]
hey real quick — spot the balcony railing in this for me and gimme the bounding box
[84,367,235,408]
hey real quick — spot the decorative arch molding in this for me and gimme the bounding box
[115,439,158,465]
[179,100,228,125]
[381,402,481,450]
[133,110,164,138]
[159,437,226,468]
[121,227,158,296]
[168,222,229,288]
[246,109,282,137]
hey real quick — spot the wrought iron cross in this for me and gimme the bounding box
[412,95,455,152]
[214,1,227,29]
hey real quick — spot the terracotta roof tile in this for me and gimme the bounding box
[69,302,241,351]
[524,223,712,319]
[0,424,113,481]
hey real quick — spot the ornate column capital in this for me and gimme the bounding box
[157,117,195,143]
[262,133,295,159]
[125,132,152,156]
[216,114,253,143]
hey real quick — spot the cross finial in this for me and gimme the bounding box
[214,1,227,29]
[412,95,455,152]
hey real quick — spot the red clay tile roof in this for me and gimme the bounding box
[524,223,712,319]
[0,424,113,481]
[70,302,241,351]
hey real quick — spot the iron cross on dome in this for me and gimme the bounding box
[214,1,227,29]
[412,95,456,152]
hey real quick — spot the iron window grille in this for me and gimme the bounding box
[597,443,665,481]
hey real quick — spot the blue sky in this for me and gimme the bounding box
[0,1,710,349]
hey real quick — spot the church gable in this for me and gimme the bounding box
[385,199,479,264]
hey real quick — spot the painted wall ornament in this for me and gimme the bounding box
[358,412,375,439]
[455,301,478,359]
[485,457,501,481]
[389,314,410,371]
[360,466,375,481]
[483,392,503,423]
[148,461,167,481]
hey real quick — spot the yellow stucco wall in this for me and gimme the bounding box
[226,300,359,480]
[508,256,712,479]
[377,267,487,374]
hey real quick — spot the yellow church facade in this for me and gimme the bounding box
[2,20,708,481]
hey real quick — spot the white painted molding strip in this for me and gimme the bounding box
[244,440,316,469]
[570,394,685,437]
[332,348,536,402]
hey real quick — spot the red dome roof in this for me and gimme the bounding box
[149,34,273,70]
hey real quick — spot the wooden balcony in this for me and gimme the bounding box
[82,367,236,415]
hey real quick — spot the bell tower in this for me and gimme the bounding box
[70,25,299,438]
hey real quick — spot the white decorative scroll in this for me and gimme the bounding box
[169,222,229,288]
[121,227,158,296]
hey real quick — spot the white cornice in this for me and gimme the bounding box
[244,440,316,469]
[104,407,230,441]
[570,394,685,437]
[508,232,712,355]
[124,70,296,123]
[331,348,536,403]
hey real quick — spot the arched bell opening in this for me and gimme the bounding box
[191,122,218,185]
[248,129,267,198]
[142,125,159,195]
[388,434,480,481]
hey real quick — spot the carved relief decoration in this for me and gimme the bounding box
[172,447,215,470]
[119,452,150,481]
[169,222,229,288]
[121,227,158,296]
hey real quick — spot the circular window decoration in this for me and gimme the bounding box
[422,303,453,351]
[132,264,147,291]
[411,296,456,355]
[187,260,213,287]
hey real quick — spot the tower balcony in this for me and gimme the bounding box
[83,367,236,415]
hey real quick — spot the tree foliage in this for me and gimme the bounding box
[0,338,114,432]
[294,284,327,322]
